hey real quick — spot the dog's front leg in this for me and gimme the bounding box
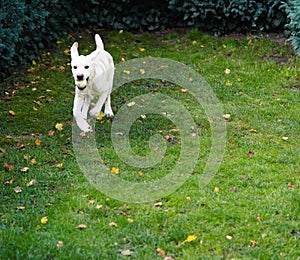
[89,94,108,118]
[73,94,91,132]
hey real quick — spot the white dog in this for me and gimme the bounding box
[70,34,114,132]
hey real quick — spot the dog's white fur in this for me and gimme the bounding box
[70,34,114,132]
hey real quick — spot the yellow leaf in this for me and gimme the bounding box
[185,235,197,242]
[111,167,119,175]
[16,206,25,210]
[225,81,232,86]
[55,123,63,131]
[127,218,134,223]
[214,187,219,193]
[139,47,146,52]
[97,111,105,120]
[35,139,42,146]
[41,216,48,224]
[119,29,124,34]
[223,114,231,120]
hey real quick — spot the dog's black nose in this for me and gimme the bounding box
[77,74,84,81]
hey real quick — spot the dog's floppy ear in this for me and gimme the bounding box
[70,42,79,59]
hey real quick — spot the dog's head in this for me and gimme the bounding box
[70,34,104,90]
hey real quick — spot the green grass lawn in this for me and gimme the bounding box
[0,29,299,259]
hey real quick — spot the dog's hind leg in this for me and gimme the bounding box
[104,95,114,117]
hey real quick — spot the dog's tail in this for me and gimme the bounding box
[95,34,104,51]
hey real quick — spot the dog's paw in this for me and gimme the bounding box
[104,110,114,118]
[89,108,100,118]
[76,118,92,132]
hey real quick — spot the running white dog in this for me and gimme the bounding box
[70,34,114,132]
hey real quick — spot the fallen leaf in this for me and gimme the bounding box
[76,224,87,229]
[48,130,55,136]
[88,200,95,205]
[230,186,237,192]
[140,68,145,74]
[9,110,15,116]
[213,187,219,193]
[97,111,105,120]
[17,143,25,149]
[224,68,231,74]
[56,240,64,248]
[26,179,36,186]
[288,182,294,189]
[185,235,197,242]
[249,129,257,133]
[223,114,231,120]
[95,204,103,209]
[139,47,146,52]
[247,151,255,157]
[127,101,135,107]
[180,88,188,93]
[156,248,166,257]
[30,158,37,164]
[111,167,119,175]
[282,136,289,141]
[127,218,134,223]
[109,221,118,227]
[256,214,261,222]
[55,123,63,131]
[41,216,48,224]
[154,202,163,207]
[4,162,14,171]
[4,177,15,184]
[261,233,267,238]
[21,167,29,172]
[35,139,42,146]
[16,206,25,210]
[226,235,233,240]
[225,81,232,86]
[121,249,134,256]
[13,186,22,193]
[250,240,257,247]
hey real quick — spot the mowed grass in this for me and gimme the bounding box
[0,29,299,259]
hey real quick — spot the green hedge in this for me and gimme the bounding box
[0,0,297,78]
[283,0,300,55]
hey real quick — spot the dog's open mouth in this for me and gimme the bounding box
[76,77,89,90]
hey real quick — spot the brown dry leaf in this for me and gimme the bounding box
[223,113,231,120]
[249,129,257,133]
[30,158,37,164]
[4,162,14,171]
[109,222,118,227]
[156,248,166,257]
[88,200,95,205]
[76,224,87,229]
[17,143,25,149]
[9,110,15,116]
[247,151,255,157]
[56,240,64,248]
[154,202,163,207]
[26,179,36,187]
[261,233,267,238]
[121,249,134,256]
[288,182,295,189]
[13,186,22,193]
[48,130,55,136]
[24,153,30,160]
[250,240,257,247]
[256,214,262,222]
[34,100,42,106]
[4,177,15,185]
[21,167,29,172]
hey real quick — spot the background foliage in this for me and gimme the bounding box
[0,0,299,78]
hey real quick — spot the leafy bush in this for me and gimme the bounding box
[283,0,300,55]
[0,0,292,79]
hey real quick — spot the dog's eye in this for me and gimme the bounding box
[73,66,77,69]
[84,65,89,69]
